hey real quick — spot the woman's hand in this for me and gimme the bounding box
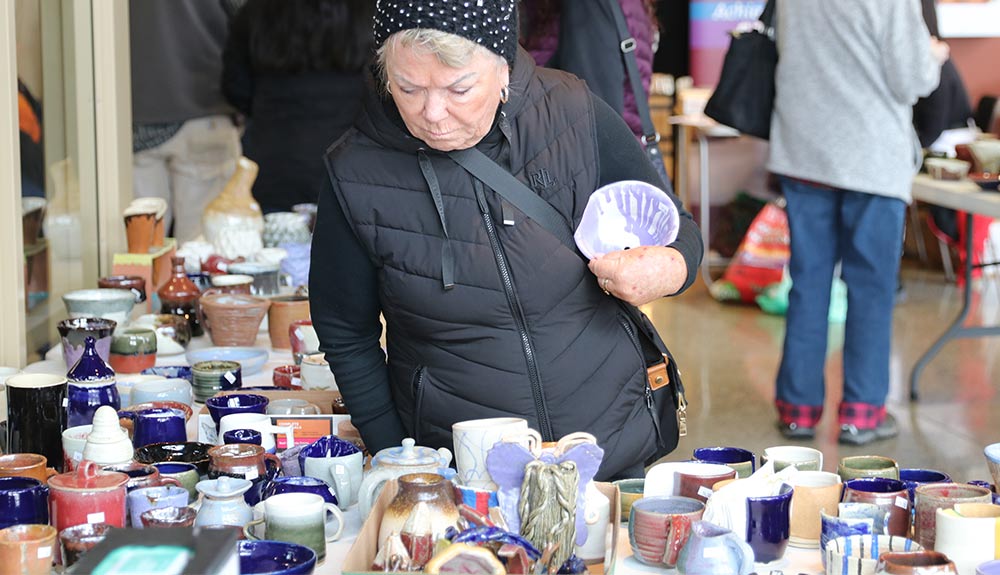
[588,246,688,307]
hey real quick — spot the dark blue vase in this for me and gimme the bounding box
[67,336,116,383]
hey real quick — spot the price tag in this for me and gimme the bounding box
[62,398,69,407]
[291,377,302,388]
[73,451,83,462]
[37,547,52,559]
[224,372,237,384]
[895,496,909,509]
[245,468,259,481]
[697,485,714,499]
[87,512,106,524]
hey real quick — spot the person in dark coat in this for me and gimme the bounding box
[309,0,702,481]
[519,0,659,140]
[222,0,374,213]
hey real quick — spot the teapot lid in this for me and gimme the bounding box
[372,438,447,468]
[49,460,129,491]
[196,475,253,498]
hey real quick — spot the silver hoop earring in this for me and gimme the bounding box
[385,81,392,95]
[500,86,510,104]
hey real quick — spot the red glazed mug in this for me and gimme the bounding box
[48,460,129,532]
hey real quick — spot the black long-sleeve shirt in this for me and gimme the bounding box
[309,95,702,454]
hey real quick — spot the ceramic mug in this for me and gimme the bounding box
[452,417,529,490]
[0,524,57,575]
[61,425,92,471]
[628,495,704,568]
[745,482,793,563]
[109,327,158,374]
[979,560,1000,575]
[288,320,319,364]
[644,461,736,500]
[191,361,243,403]
[263,476,339,506]
[219,413,295,454]
[206,394,270,431]
[879,551,959,574]
[98,275,146,304]
[244,492,344,560]
[693,446,756,479]
[0,454,57,484]
[127,485,189,528]
[761,445,823,472]
[140,506,198,529]
[119,407,187,449]
[224,429,263,446]
[820,503,881,552]
[934,503,1000,575]
[838,455,900,482]
[0,477,49,530]
[267,295,310,350]
[5,374,68,472]
[130,378,193,406]
[986,443,1000,491]
[266,399,319,416]
[787,471,842,548]
[900,468,952,504]
[47,461,129,531]
[914,483,993,549]
[299,353,337,391]
[842,478,912,537]
[824,534,923,575]
[152,462,200,502]
[613,478,645,522]
[67,381,120,428]
[58,522,112,568]
[676,520,754,575]
[299,436,364,509]
[271,365,302,390]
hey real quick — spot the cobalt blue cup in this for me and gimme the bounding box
[223,429,263,446]
[693,446,756,478]
[262,476,338,506]
[67,380,121,428]
[297,435,361,474]
[745,482,793,563]
[205,394,269,431]
[0,477,49,529]
[238,540,317,575]
[119,407,187,449]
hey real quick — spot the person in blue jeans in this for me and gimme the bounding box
[767,0,949,445]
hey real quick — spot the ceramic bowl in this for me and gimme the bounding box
[191,360,244,403]
[133,315,191,356]
[62,289,136,325]
[141,365,193,383]
[109,327,158,374]
[200,294,271,347]
[238,540,317,575]
[823,534,923,574]
[925,157,971,181]
[187,347,269,375]
[134,442,213,476]
[119,401,193,438]
[574,180,680,259]
[57,317,117,369]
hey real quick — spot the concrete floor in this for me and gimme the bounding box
[645,265,1000,483]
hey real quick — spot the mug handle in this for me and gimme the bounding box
[77,460,100,483]
[243,517,264,540]
[159,477,184,490]
[359,468,395,518]
[269,425,295,450]
[323,503,345,542]
[44,467,57,480]
[263,453,283,479]
[328,463,352,508]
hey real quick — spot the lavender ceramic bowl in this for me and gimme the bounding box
[574,180,680,259]
[58,317,117,369]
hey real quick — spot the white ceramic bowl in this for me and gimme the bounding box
[62,289,136,325]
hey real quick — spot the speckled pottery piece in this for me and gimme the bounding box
[377,473,460,553]
[133,314,191,356]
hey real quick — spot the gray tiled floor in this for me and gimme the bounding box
[644,265,1000,483]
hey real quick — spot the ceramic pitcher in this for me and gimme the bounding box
[676,520,755,575]
[358,438,452,518]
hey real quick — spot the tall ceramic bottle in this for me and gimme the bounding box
[202,157,264,258]
[158,256,203,337]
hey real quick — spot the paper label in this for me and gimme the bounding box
[245,468,259,481]
[87,512,105,524]
[273,417,333,448]
[290,377,302,388]
[895,496,909,509]
[37,546,52,559]
[224,371,237,384]
[62,398,69,407]
[698,485,714,499]
[72,451,83,462]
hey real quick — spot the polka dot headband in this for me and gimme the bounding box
[374,0,519,66]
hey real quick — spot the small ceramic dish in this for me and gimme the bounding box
[574,180,680,259]
[186,347,269,375]
[237,540,317,575]
[924,157,971,181]
[133,442,213,476]
[141,365,193,383]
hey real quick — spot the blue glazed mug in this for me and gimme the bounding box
[820,503,881,552]
[205,394,269,431]
[693,446,756,478]
[299,436,363,509]
[263,476,339,506]
[223,429,263,446]
[67,380,121,428]
[119,407,187,448]
[0,476,49,529]
[745,482,793,563]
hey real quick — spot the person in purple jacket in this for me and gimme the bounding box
[519,0,659,140]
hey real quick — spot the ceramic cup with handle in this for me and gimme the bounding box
[299,436,363,510]
[676,520,754,575]
[299,353,337,391]
[628,495,704,568]
[452,417,528,490]
[243,492,343,561]
[787,470,842,549]
[219,413,295,454]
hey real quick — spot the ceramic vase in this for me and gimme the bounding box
[377,473,460,552]
[202,157,263,245]
[158,256,203,337]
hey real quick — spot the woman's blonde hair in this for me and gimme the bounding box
[376,28,506,87]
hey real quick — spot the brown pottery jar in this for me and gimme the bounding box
[158,257,203,337]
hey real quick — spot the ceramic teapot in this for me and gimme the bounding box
[194,475,254,528]
[358,438,452,518]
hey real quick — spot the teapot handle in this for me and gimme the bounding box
[359,468,396,518]
[436,447,453,468]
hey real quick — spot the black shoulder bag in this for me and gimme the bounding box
[449,148,688,459]
[703,0,777,140]
[604,0,671,186]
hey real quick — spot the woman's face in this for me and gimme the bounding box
[386,44,509,152]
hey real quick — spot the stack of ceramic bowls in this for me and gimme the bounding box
[191,361,243,403]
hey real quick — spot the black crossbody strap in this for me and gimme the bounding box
[448,148,576,249]
[604,0,658,147]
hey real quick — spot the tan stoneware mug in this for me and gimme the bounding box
[266,295,310,350]
[838,455,900,482]
[0,454,57,483]
[787,470,842,548]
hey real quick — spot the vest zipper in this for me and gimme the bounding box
[411,365,427,444]
[474,182,554,441]
[619,314,665,450]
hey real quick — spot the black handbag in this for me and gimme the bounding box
[604,0,671,186]
[704,0,777,140]
[448,148,688,458]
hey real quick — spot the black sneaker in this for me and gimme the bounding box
[838,413,899,446]
[778,421,815,440]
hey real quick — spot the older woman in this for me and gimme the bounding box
[310,0,702,480]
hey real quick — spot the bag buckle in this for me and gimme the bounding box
[620,37,637,54]
[646,354,671,391]
[677,391,688,437]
